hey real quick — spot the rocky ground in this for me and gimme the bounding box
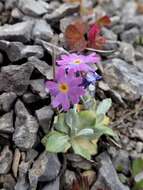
[0,0,143,189]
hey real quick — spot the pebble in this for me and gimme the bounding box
[0,21,34,42]
[0,111,14,133]
[13,100,39,149]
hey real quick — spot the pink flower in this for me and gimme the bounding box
[45,68,85,111]
[57,53,100,73]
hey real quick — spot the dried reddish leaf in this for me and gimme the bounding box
[96,15,111,27]
[88,35,106,49]
[65,21,87,51]
[88,24,101,42]
[137,3,143,14]
[71,176,90,190]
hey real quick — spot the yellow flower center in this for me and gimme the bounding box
[74,59,81,64]
[59,83,69,93]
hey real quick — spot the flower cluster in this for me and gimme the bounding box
[45,53,101,111]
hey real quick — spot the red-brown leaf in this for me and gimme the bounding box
[96,15,111,27]
[64,21,87,51]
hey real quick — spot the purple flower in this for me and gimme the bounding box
[83,71,102,88]
[45,68,85,111]
[57,53,100,73]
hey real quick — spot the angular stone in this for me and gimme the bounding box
[15,161,31,190]
[101,27,117,41]
[122,15,143,30]
[0,111,14,133]
[13,100,39,149]
[0,146,13,174]
[28,56,53,79]
[35,106,54,133]
[42,177,60,190]
[18,0,50,17]
[112,150,131,175]
[119,42,135,62]
[26,149,38,162]
[0,92,16,112]
[0,40,44,61]
[22,92,40,104]
[29,152,61,188]
[0,63,33,95]
[91,152,129,190]
[5,0,17,10]
[30,79,48,98]
[121,28,139,44]
[0,21,34,42]
[32,19,53,41]
[0,174,16,190]
[64,170,76,190]
[44,3,80,21]
[103,58,143,101]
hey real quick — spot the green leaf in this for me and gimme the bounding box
[78,110,96,128]
[96,98,112,116]
[71,137,97,160]
[132,159,143,177]
[76,128,94,137]
[94,125,116,140]
[42,131,71,153]
[133,180,143,190]
[54,113,69,134]
[65,109,80,133]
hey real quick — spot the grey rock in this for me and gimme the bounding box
[112,150,130,175]
[91,152,129,190]
[15,161,31,190]
[0,63,33,95]
[29,152,61,188]
[0,146,13,174]
[112,0,124,10]
[0,112,14,133]
[119,42,135,62]
[121,1,137,19]
[5,0,17,10]
[103,58,143,101]
[42,177,60,190]
[44,3,80,21]
[122,16,143,30]
[64,170,76,190]
[11,8,24,20]
[22,92,40,104]
[136,142,143,153]
[0,21,34,42]
[0,92,16,112]
[134,60,143,72]
[0,52,3,65]
[32,19,53,41]
[67,154,92,170]
[28,56,53,79]
[121,28,139,44]
[18,0,49,17]
[0,174,16,190]
[35,106,54,133]
[30,79,48,98]
[0,2,3,13]
[0,40,44,62]
[112,24,125,35]
[26,149,38,162]
[101,27,117,41]
[13,100,39,149]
